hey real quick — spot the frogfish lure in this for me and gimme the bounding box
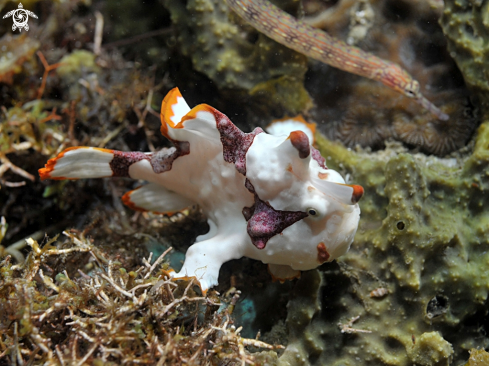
[39,88,364,292]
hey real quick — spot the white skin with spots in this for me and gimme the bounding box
[40,88,361,292]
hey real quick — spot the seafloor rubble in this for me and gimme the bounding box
[0,225,285,364]
[1,0,489,365]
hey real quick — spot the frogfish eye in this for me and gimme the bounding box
[307,208,318,216]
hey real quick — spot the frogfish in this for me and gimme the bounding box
[39,88,364,292]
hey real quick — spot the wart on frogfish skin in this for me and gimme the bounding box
[39,87,364,293]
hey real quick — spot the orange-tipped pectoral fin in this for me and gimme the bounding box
[121,183,194,215]
[160,268,175,278]
[39,147,115,180]
[160,87,191,138]
[121,190,178,216]
[312,176,363,206]
[39,157,59,180]
[122,189,149,212]
[39,147,76,180]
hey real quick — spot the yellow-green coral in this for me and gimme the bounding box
[440,0,489,112]
[3,1,489,365]
[464,349,489,366]
[163,0,312,116]
[406,332,453,366]
[272,119,489,365]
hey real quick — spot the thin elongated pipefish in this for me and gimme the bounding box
[227,0,449,121]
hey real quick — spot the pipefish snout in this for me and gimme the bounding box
[227,0,449,121]
[379,63,449,121]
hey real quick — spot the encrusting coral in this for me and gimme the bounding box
[336,102,390,151]
[464,349,489,366]
[3,0,489,365]
[162,0,479,156]
[440,0,489,113]
[163,0,312,117]
[270,118,489,365]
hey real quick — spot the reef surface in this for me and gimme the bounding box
[1,0,488,365]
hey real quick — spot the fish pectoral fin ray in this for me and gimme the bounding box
[122,183,194,214]
[39,147,116,180]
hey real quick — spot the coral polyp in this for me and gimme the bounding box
[337,103,391,150]
[393,96,476,155]
[305,0,477,155]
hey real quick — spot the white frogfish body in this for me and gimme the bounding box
[40,88,363,292]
